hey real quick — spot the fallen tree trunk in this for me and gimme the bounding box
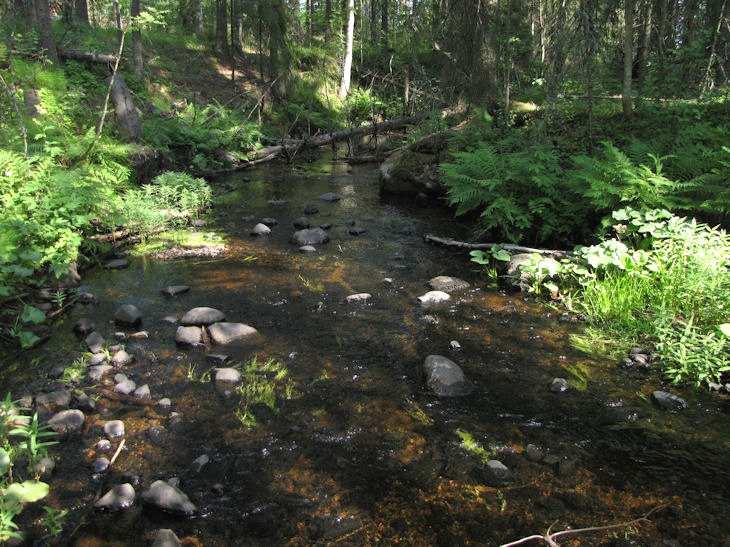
[59,49,116,65]
[200,113,429,177]
[424,234,568,257]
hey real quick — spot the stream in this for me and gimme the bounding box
[5,157,730,545]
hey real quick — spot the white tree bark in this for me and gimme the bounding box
[339,0,355,99]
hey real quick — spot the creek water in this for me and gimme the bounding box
[5,157,730,545]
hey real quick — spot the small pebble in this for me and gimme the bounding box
[103,420,125,438]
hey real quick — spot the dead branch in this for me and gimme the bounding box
[424,234,568,257]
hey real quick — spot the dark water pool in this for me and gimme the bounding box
[4,158,730,545]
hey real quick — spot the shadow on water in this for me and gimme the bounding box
[2,157,729,545]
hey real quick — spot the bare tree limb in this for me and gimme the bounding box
[424,234,568,257]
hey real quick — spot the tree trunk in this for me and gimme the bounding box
[216,0,229,55]
[131,0,143,79]
[234,0,244,52]
[35,0,58,62]
[75,0,89,24]
[110,74,142,141]
[637,0,652,91]
[370,0,377,43]
[381,0,389,49]
[339,0,355,99]
[326,0,332,29]
[623,0,634,117]
[193,0,204,35]
[701,0,728,95]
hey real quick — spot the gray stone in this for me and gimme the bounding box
[114,373,128,383]
[423,355,470,397]
[161,315,178,325]
[48,409,85,434]
[35,390,71,411]
[299,245,317,253]
[152,529,182,547]
[74,392,96,412]
[89,365,113,381]
[33,456,54,477]
[293,217,311,229]
[215,368,241,383]
[428,276,470,293]
[291,228,329,247]
[208,322,259,345]
[114,379,137,395]
[319,192,341,202]
[93,457,110,473]
[112,350,133,366]
[652,390,688,411]
[88,353,107,366]
[192,454,210,473]
[133,384,151,399]
[345,293,371,304]
[141,480,196,516]
[104,420,125,438]
[85,332,105,354]
[104,259,129,270]
[261,217,278,227]
[129,331,149,340]
[525,444,544,462]
[251,223,271,236]
[175,326,203,346]
[417,291,451,307]
[95,483,135,511]
[162,285,190,297]
[158,398,172,408]
[114,304,142,326]
[78,291,98,304]
[449,340,462,351]
[550,378,569,393]
[114,331,128,340]
[109,344,124,353]
[74,318,95,336]
[96,439,112,452]
[484,460,512,483]
[180,307,225,326]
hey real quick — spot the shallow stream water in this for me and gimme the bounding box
[4,157,730,545]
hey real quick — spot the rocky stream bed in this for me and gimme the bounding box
[2,158,729,545]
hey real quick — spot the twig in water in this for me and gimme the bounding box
[500,504,669,547]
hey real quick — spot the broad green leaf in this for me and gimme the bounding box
[21,305,45,325]
[18,331,41,349]
[4,480,49,504]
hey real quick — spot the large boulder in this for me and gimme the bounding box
[423,355,471,397]
[114,304,142,327]
[379,150,442,196]
[48,409,85,434]
[175,326,203,346]
[291,228,329,247]
[180,307,225,326]
[208,322,259,345]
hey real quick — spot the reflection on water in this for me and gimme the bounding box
[4,158,730,545]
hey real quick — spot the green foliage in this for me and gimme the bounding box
[234,357,296,429]
[455,429,495,463]
[515,208,730,387]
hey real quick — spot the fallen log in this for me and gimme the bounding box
[424,234,568,257]
[199,113,429,176]
[59,48,116,65]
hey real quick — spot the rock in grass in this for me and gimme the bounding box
[152,529,182,547]
[423,355,471,397]
[345,293,371,304]
[417,291,451,307]
[180,307,225,326]
[175,326,203,346]
[652,390,688,411]
[550,378,569,393]
[141,480,196,516]
[85,332,105,354]
[161,285,190,297]
[95,483,135,511]
[428,276,470,293]
[215,368,242,383]
[208,322,259,345]
[291,228,329,247]
[48,409,85,434]
[251,223,271,236]
[114,304,142,326]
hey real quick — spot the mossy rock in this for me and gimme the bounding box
[379,150,442,196]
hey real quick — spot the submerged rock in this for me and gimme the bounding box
[95,483,135,511]
[152,529,182,547]
[175,326,203,346]
[251,223,271,236]
[73,318,95,336]
[192,454,210,473]
[550,378,569,393]
[48,409,85,434]
[181,307,226,326]
[35,390,71,411]
[423,355,470,397]
[161,285,190,297]
[348,226,368,236]
[483,460,512,484]
[103,420,125,438]
[291,228,329,247]
[346,293,372,304]
[417,291,451,307]
[141,480,196,516]
[85,332,105,354]
[652,390,688,411]
[304,205,319,215]
[293,217,311,229]
[261,217,278,227]
[525,444,544,462]
[319,192,341,202]
[428,276,470,293]
[93,457,110,474]
[114,304,142,326]
[208,322,259,345]
[105,258,129,270]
